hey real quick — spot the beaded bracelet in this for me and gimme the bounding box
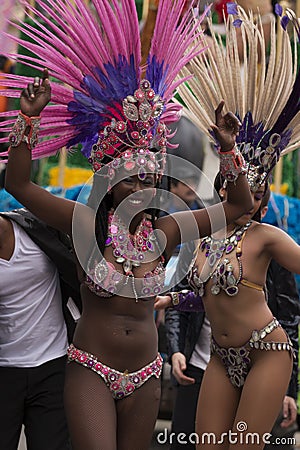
[9,112,41,150]
[168,290,204,312]
[218,146,247,183]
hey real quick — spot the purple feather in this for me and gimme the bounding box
[227,3,239,15]
[281,16,290,31]
[274,3,283,16]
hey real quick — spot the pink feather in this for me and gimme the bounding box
[0,0,207,162]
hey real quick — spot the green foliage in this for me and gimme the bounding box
[282,151,300,198]
[36,146,90,186]
[135,0,143,21]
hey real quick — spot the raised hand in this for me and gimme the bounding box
[210,101,241,152]
[20,68,51,117]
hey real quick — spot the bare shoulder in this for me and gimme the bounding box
[246,221,279,242]
[250,222,292,243]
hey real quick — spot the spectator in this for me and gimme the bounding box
[0,208,81,450]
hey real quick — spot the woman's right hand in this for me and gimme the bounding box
[172,353,195,385]
[210,100,241,152]
[154,295,172,310]
[20,68,51,117]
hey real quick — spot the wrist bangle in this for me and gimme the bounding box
[218,145,247,183]
[9,112,41,150]
[168,290,204,312]
[169,291,180,306]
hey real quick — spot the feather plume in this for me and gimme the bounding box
[0,0,207,163]
[177,3,300,180]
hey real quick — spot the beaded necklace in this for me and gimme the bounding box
[200,221,251,266]
[190,221,252,297]
[105,209,157,276]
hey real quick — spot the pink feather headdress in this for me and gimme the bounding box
[0,0,208,180]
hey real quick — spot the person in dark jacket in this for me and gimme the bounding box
[264,258,300,449]
[0,208,81,450]
[165,240,208,450]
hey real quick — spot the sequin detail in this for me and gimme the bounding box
[211,317,293,388]
[85,259,165,299]
[89,79,167,180]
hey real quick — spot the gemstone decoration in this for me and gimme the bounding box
[196,221,252,298]
[67,345,163,400]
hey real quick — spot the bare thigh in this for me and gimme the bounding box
[230,348,293,450]
[195,355,241,449]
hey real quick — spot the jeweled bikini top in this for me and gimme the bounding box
[85,259,165,300]
[85,211,165,301]
[188,221,263,297]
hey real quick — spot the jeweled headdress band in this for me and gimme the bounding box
[89,79,167,181]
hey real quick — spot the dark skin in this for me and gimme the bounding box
[0,216,14,261]
[4,69,253,450]
[111,173,157,234]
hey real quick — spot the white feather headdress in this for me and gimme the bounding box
[178,3,300,190]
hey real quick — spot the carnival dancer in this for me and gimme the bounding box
[155,4,300,449]
[0,1,252,449]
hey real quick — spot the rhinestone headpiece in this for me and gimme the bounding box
[88,79,167,181]
[0,0,208,174]
[236,114,288,191]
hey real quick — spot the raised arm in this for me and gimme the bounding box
[156,102,253,259]
[4,70,75,234]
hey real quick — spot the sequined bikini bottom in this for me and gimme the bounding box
[67,344,163,400]
[211,317,293,388]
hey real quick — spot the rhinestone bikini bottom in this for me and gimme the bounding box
[67,344,163,399]
[211,317,294,388]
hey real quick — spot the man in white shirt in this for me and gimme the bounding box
[0,209,81,450]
